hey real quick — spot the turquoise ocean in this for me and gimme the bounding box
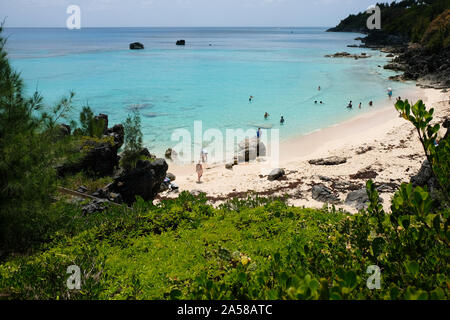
[4,27,411,156]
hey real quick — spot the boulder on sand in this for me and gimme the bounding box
[309,156,347,166]
[268,168,285,181]
[312,184,340,204]
[345,188,383,211]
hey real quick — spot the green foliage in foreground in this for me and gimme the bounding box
[0,189,448,300]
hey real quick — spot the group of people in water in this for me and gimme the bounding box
[347,100,374,109]
[262,112,285,124]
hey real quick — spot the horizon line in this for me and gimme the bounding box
[3,26,333,29]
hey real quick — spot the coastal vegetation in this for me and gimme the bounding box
[0,20,449,301]
[328,0,450,51]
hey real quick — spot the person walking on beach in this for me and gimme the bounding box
[387,88,393,99]
[196,161,203,183]
[257,128,262,139]
[280,116,285,124]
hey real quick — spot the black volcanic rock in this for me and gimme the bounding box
[176,40,186,46]
[130,42,144,50]
[108,159,168,205]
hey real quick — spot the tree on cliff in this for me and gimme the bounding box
[0,25,73,252]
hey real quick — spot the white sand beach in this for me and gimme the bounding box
[162,87,449,212]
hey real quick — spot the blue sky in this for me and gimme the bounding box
[1,0,391,27]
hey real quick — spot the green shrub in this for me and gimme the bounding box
[120,110,144,171]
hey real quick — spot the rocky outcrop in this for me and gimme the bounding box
[57,115,124,177]
[312,185,340,204]
[176,40,186,46]
[130,42,144,50]
[384,62,406,72]
[268,168,285,181]
[309,156,347,166]
[108,159,168,205]
[325,52,371,59]
[345,188,383,211]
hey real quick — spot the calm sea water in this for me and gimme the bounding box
[4,27,411,156]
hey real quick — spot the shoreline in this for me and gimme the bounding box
[163,86,449,212]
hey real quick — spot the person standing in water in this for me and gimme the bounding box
[280,116,285,124]
[318,86,321,91]
[249,95,254,102]
[347,101,353,109]
[264,112,269,119]
[196,161,203,183]
[359,102,362,109]
[369,101,373,107]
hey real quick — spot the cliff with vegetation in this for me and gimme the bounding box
[329,0,450,89]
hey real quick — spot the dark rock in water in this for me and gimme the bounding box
[384,63,406,72]
[268,168,285,181]
[325,52,370,59]
[345,189,383,211]
[165,148,177,160]
[309,157,347,166]
[176,40,186,46]
[108,159,168,205]
[82,199,108,215]
[312,184,340,204]
[130,42,144,50]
